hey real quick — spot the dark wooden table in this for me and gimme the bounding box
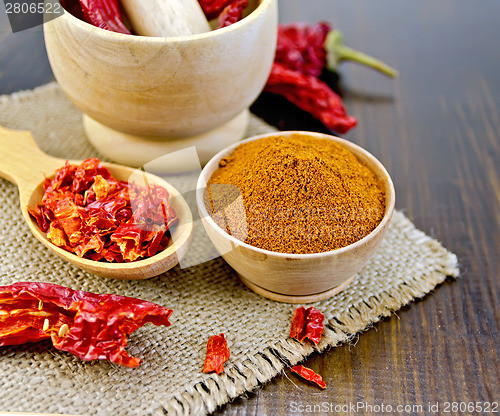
[1,0,498,414]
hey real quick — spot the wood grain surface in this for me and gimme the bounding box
[1,0,498,415]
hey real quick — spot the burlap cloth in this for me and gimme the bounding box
[0,83,459,416]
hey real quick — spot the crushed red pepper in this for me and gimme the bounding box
[198,0,240,21]
[203,333,230,374]
[290,306,324,344]
[28,158,178,263]
[217,0,248,28]
[0,282,172,367]
[290,365,326,389]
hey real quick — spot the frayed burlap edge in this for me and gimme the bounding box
[161,213,459,415]
[0,82,60,104]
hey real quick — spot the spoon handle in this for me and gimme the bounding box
[0,125,64,197]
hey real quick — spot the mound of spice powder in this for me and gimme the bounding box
[206,134,386,254]
[28,158,178,262]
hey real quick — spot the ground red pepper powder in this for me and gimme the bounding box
[206,134,386,254]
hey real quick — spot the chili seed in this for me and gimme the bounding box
[38,300,43,310]
[58,324,69,337]
[43,319,49,332]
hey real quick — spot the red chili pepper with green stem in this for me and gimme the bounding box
[267,22,397,134]
[325,29,398,77]
[276,22,398,78]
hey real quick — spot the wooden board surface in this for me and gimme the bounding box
[0,0,498,414]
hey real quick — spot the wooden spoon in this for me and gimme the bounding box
[0,126,193,279]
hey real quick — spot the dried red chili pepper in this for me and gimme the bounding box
[203,333,230,374]
[290,306,324,344]
[290,365,326,389]
[78,0,131,34]
[218,0,248,28]
[265,63,357,134]
[276,22,331,78]
[324,29,398,78]
[28,158,178,263]
[0,282,172,367]
[276,22,398,78]
[266,22,398,133]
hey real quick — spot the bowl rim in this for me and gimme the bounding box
[196,130,396,259]
[51,0,274,42]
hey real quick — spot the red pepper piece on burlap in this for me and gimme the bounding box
[290,306,324,344]
[0,282,172,367]
[78,0,131,34]
[265,63,357,134]
[203,333,230,374]
[290,365,326,389]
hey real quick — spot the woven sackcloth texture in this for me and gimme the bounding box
[0,83,458,416]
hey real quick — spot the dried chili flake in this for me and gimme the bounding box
[0,282,172,367]
[218,0,248,28]
[290,306,324,344]
[290,365,326,389]
[198,0,235,21]
[203,333,230,374]
[28,158,178,263]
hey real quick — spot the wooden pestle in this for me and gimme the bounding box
[121,0,211,37]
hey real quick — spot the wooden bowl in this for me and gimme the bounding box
[43,0,277,168]
[196,131,396,303]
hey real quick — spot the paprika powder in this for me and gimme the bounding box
[206,134,386,254]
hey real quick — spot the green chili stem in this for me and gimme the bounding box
[325,30,398,78]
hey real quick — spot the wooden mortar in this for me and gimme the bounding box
[43,0,277,170]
